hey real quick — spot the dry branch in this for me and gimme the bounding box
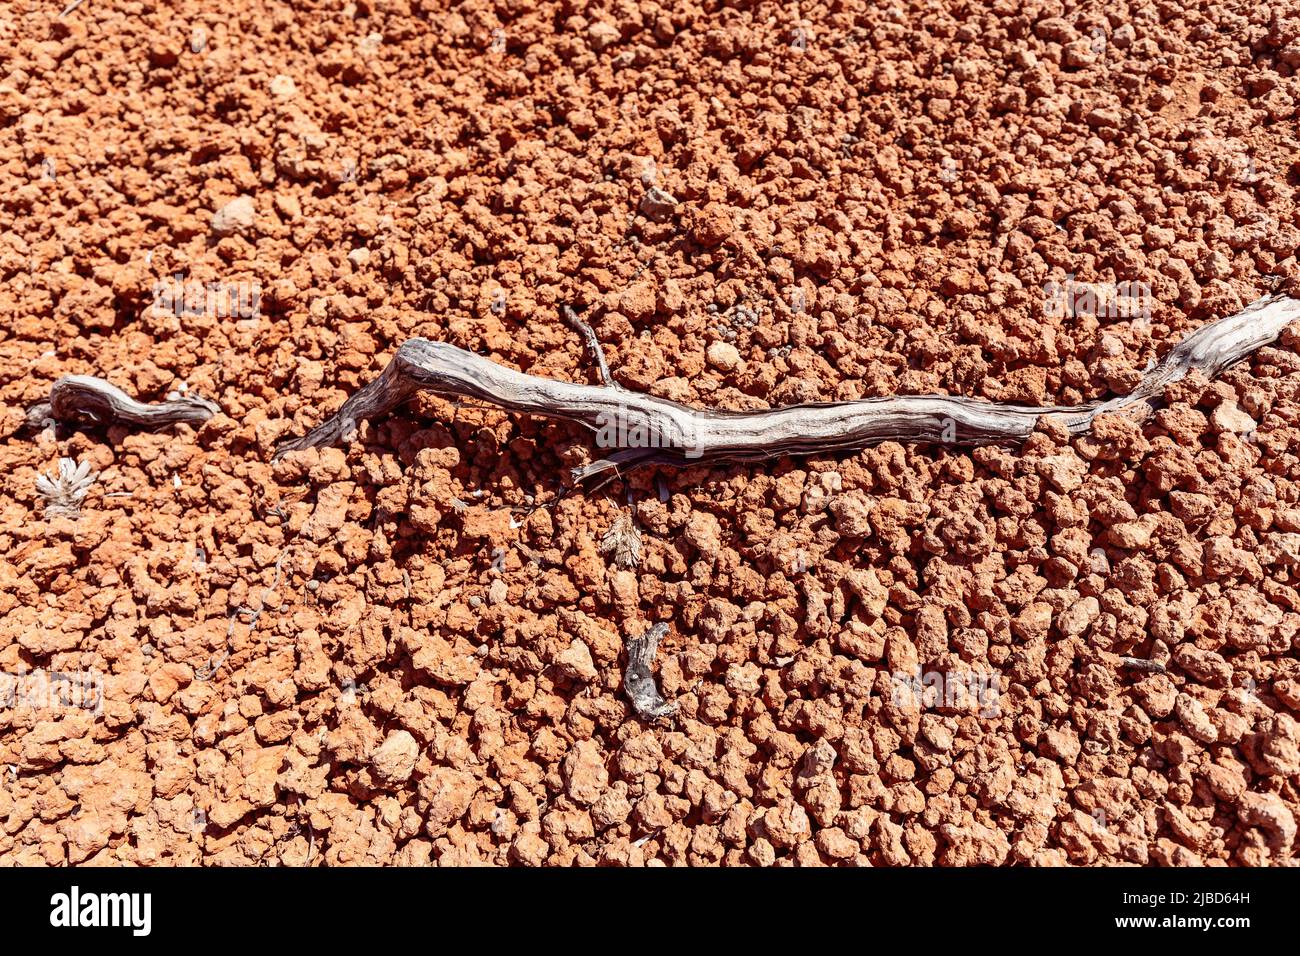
[27,375,221,432]
[623,623,677,720]
[274,294,1300,480]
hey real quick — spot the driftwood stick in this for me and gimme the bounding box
[26,375,221,431]
[274,294,1300,480]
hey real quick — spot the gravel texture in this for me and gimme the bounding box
[2,0,1300,866]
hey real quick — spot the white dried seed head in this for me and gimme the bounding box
[600,513,643,569]
[35,457,97,519]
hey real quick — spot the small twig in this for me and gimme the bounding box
[1119,656,1167,674]
[561,304,619,390]
[279,808,316,867]
[208,536,300,681]
[27,375,220,432]
[631,827,662,849]
[195,648,230,682]
[59,0,87,17]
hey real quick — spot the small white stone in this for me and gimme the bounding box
[587,21,620,51]
[211,195,256,237]
[268,74,297,98]
[706,340,742,372]
[556,640,598,682]
[1210,401,1256,435]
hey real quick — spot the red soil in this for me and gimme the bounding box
[1,0,1299,865]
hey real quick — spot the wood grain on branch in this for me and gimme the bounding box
[623,623,677,720]
[274,294,1300,480]
[27,375,221,431]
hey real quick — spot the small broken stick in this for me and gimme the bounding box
[1119,656,1167,674]
[624,623,677,720]
[561,304,620,390]
[26,375,221,432]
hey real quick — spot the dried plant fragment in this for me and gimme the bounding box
[600,512,643,569]
[1120,656,1167,674]
[25,375,220,433]
[274,294,1300,484]
[624,623,677,720]
[35,457,97,519]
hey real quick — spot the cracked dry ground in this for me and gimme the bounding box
[3,0,1300,867]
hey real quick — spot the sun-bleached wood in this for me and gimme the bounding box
[623,623,677,719]
[274,294,1300,481]
[28,375,221,430]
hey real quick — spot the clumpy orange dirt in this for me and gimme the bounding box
[2,0,1299,866]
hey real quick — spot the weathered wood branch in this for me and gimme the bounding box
[274,294,1300,480]
[27,375,221,431]
[623,623,677,720]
